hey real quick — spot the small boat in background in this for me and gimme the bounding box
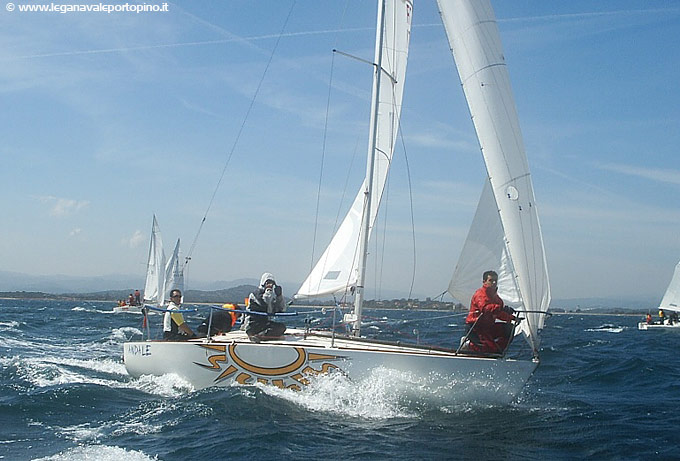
[113,214,183,314]
[639,258,680,330]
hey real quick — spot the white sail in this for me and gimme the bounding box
[142,215,166,305]
[659,259,680,312]
[448,180,521,306]
[164,238,184,303]
[439,0,550,352]
[295,0,413,299]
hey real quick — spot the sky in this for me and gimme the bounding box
[1,0,679,302]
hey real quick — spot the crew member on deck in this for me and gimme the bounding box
[659,308,666,325]
[244,273,286,342]
[197,304,239,337]
[163,289,196,340]
[463,270,517,353]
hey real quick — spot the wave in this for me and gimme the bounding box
[255,368,416,419]
[130,372,195,397]
[585,324,626,333]
[109,326,143,343]
[251,364,519,419]
[1,352,201,399]
[33,445,157,461]
[0,320,20,330]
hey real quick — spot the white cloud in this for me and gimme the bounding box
[69,228,82,237]
[597,163,680,186]
[123,230,145,249]
[37,196,90,217]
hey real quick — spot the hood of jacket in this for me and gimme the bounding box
[259,272,275,287]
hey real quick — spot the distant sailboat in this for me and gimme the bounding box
[639,258,680,330]
[124,0,551,404]
[114,215,183,313]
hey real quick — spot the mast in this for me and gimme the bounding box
[353,0,387,336]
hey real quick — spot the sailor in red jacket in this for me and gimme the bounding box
[464,270,516,353]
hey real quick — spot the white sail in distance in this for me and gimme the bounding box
[143,215,167,306]
[296,0,413,299]
[164,238,184,304]
[439,0,550,352]
[659,259,680,312]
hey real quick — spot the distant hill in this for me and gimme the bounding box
[0,270,260,298]
[0,270,661,310]
[53,284,258,304]
[552,297,657,310]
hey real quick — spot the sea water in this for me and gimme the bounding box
[1,298,678,460]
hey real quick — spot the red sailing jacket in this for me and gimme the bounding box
[465,285,513,325]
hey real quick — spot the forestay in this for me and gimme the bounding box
[295,0,413,299]
[439,0,550,352]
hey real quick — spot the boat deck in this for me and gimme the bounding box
[638,322,680,330]
[160,328,505,359]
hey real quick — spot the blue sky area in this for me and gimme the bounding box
[1,1,679,301]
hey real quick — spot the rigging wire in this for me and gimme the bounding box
[309,1,352,276]
[183,1,297,270]
[398,122,417,300]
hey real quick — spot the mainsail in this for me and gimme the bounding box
[142,215,167,306]
[439,0,550,352]
[295,0,413,300]
[659,259,680,312]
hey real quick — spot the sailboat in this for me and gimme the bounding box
[124,0,550,404]
[638,258,680,330]
[114,215,183,313]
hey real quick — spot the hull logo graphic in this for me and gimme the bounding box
[195,344,347,391]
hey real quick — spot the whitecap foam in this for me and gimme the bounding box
[109,326,143,343]
[250,363,517,416]
[131,372,195,397]
[256,368,415,419]
[56,401,172,442]
[586,325,625,333]
[33,444,157,461]
[0,320,21,331]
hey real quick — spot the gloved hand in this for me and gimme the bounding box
[502,305,515,314]
[274,285,282,296]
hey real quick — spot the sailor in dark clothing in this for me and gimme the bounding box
[244,272,286,341]
[197,305,237,337]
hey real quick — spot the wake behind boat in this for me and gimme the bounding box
[124,0,551,405]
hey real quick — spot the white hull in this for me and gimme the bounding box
[113,305,143,314]
[124,328,538,405]
[638,322,680,330]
